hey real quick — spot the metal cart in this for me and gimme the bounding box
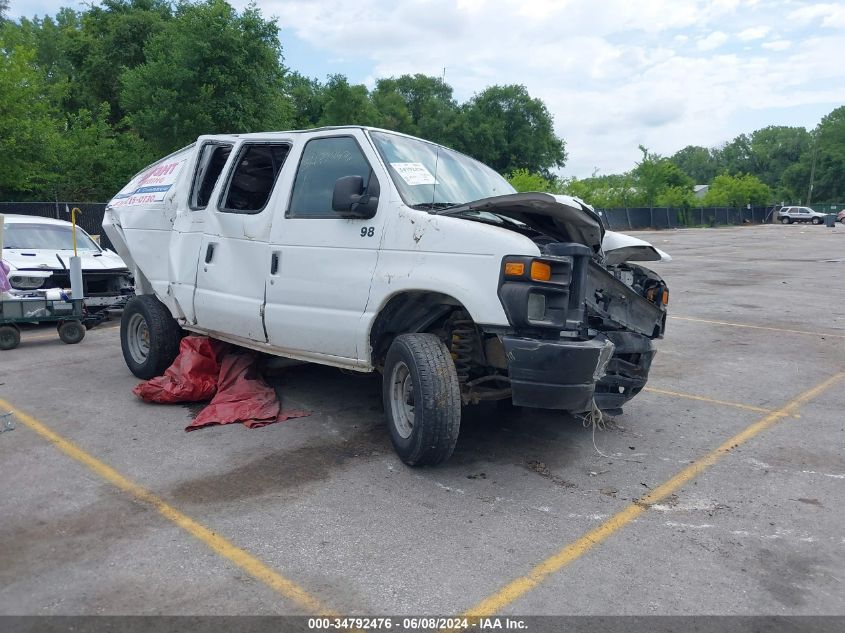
[0,297,86,350]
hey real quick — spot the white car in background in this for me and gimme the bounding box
[1,214,133,309]
[777,206,827,225]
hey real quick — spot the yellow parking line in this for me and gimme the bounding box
[463,371,845,616]
[643,386,799,417]
[669,315,845,339]
[0,398,335,616]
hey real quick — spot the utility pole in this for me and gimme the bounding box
[807,130,818,206]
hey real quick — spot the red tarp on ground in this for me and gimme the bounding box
[132,335,309,431]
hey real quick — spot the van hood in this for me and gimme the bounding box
[1,248,129,272]
[602,231,672,265]
[437,192,604,251]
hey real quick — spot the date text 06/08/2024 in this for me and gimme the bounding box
[307,617,528,630]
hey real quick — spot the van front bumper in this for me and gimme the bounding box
[502,335,615,412]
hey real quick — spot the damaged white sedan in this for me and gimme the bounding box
[2,214,134,310]
[104,126,670,466]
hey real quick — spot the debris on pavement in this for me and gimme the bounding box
[0,411,14,433]
[133,336,227,403]
[132,335,309,431]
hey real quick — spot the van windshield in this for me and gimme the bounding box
[369,131,515,209]
[3,223,101,252]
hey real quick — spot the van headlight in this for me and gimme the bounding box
[10,275,48,290]
[498,252,590,331]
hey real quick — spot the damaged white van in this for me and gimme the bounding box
[103,126,670,466]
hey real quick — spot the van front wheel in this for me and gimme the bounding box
[383,333,461,466]
[121,295,182,379]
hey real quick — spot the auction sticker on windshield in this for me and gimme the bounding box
[109,159,187,208]
[390,162,438,186]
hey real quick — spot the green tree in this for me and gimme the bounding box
[318,74,380,126]
[121,0,290,153]
[656,185,695,208]
[284,71,326,128]
[0,30,62,198]
[701,173,771,207]
[634,146,693,209]
[0,0,9,21]
[454,84,566,175]
[371,74,459,144]
[809,106,845,203]
[55,104,155,201]
[66,0,172,122]
[506,169,552,192]
[669,145,721,183]
[14,12,78,102]
[747,126,812,190]
[717,133,754,175]
[559,174,638,208]
[780,160,811,204]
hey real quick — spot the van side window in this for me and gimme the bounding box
[220,144,290,214]
[288,137,374,218]
[190,143,233,210]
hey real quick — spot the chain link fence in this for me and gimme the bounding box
[2,202,837,244]
[598,206,779,231]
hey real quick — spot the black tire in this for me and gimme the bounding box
[57,320,86,344]
[781,217,791,224]
[382,333,461,466]
[120,294,182,379]
[0,325,21,351]
[812,217,822,225]
[840,218,845,225]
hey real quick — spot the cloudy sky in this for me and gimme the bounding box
[9,0,845,176]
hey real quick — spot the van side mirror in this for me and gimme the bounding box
[332,175,379,219]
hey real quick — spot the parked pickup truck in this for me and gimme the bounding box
[103,126,670,466]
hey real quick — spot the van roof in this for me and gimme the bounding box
[197,125,424,142]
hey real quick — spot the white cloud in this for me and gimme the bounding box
[762,40,792,51]
[255,0,845,175]
[697,31,729,51]
[788,3,845,28]
[18,0,845,177]
[737,25,770,41]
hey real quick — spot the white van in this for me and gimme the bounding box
[103,126,670,465]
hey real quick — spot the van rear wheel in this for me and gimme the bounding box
[121,295,182,379]
[383,333,461,466]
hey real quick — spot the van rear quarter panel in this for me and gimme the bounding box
[103,147,196,315]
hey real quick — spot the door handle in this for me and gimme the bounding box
[270,252,280,275]
[205,243,216,263]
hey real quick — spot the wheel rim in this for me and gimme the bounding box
[126,313,150,364]
[389,361,415,439]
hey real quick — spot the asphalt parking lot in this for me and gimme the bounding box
[1,223,844,616]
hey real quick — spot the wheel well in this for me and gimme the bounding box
[369,291,466,369]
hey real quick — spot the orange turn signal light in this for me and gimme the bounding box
[530,261,552,282]
[504,262,525,276]
[662,289,669,305]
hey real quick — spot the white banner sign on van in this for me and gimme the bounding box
[390,162,438,186]
[109,159,187,208]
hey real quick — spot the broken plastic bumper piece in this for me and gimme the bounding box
[503,335,615,412]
